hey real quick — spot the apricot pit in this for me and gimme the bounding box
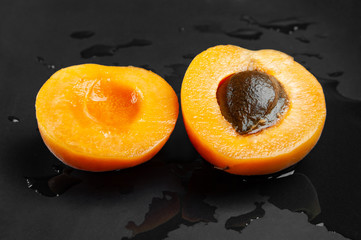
[36,64,179,172]
[181,45,326,175]
[217,70,289,135]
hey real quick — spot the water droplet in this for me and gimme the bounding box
[259,18,313,34]
[25,176,58,197]
[8,116,20,122]
[70,31,95,39]
[239,16,312,34]
[327,71,344,77]
[194,24,222,33]
[36,56,56,70]
[37,56,45,63]
[276,170,295,179]
[80,44,117,58]
[293,53,323,60]
[295,36,310,43]
[240,15,258,24]
[178,27,186,32]
[80,39,152,58]
[25,166,81,197]
[226,28,263,40]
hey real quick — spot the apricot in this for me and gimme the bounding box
[36,64,178,172]
[181,45,326,175]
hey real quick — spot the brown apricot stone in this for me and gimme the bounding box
[217,70,289,135]
[181,45,326,175]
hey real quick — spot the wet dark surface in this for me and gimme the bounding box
[1,0,361,239]
[70,31,95,39]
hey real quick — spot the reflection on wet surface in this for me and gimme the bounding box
[21,75,360,239]
[125,191,181,239]
[1,1,358,237]
[225,202,265,232]
[261,173,321,222]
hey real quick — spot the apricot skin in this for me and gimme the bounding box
[181,45,326,175]
[36,64,178,172]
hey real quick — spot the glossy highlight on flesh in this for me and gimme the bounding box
[35,64,179,172]
[181,45,326,175]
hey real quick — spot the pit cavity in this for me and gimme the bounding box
[85,79,142,127]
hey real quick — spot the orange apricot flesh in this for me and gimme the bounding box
[181,45,326,175]
[36,64,178,172]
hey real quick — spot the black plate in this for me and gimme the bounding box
[1,0,361,239]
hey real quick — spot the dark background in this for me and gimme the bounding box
[1,0,361,239]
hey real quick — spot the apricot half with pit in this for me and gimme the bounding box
[181,45,326,175]
[36,64,178,172]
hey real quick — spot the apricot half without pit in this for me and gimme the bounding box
[181,45,326,175]
[36,64,179,172]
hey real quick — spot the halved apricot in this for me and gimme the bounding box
[181,45,326,175]
[36,64,178,172]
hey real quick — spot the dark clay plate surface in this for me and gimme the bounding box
[1,0,361,239]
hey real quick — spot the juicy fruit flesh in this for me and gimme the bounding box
[181,45,326,175]
[36,64,179,171]
[85,78,142,128]
[216,71,289,135]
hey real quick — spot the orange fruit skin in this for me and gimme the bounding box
[181,45,326,175]
[36,64,178,172]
